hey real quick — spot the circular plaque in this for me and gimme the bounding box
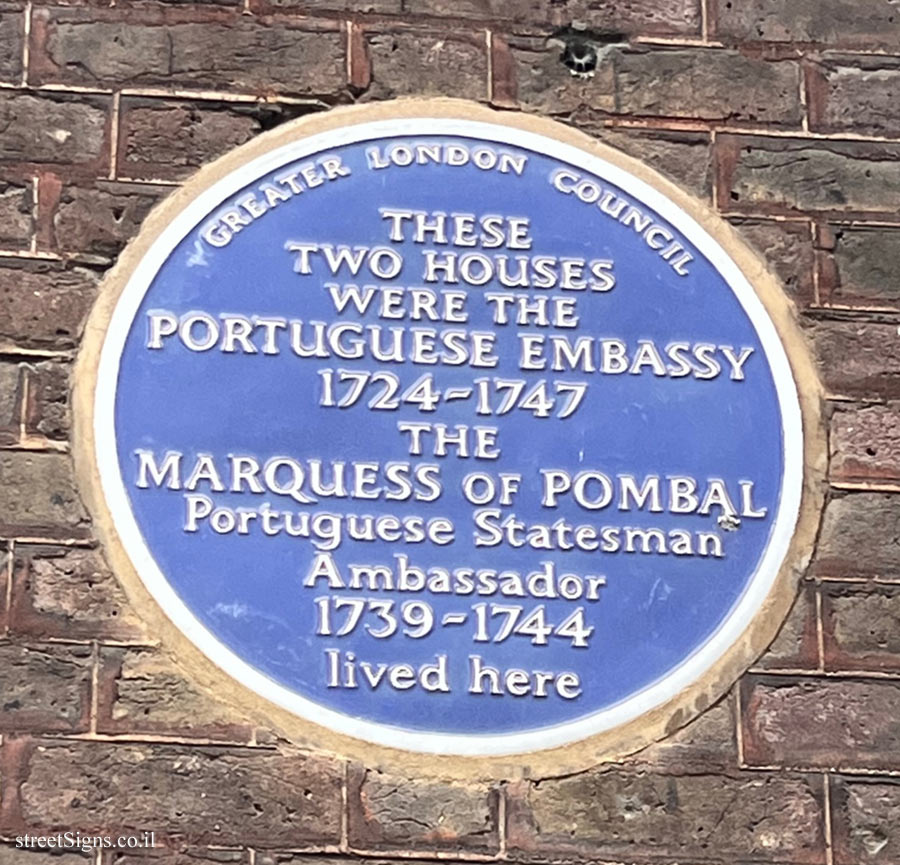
[74,99,824,772]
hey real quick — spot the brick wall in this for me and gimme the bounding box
[0,0,899,862]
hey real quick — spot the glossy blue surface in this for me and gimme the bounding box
[113,134,784,734]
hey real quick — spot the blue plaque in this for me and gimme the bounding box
[77,102,820,762]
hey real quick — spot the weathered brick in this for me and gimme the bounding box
[823,584,900,672]
[14,739,343,848]
[611,49,801,125]
[0,542,8,631]
[406,0,701,34]
[0,6,24,83]
[506,767,825,863]
[0,452,90,539]
[507,39,614,116]
[52,182,167,257]
[151,0,239,7]
[719,135,900,218]
[96,647,254,742]
[743,676,900,770]
[814,492,900,579]
[10,545,145,642]
[112,851,246,865]
[21,360,69,441]
[0,93,108,167]
[731,218,816,304]
[0,843,89,863]
[151,0,240,8]
[819,226,900,310]
[0,642,91,732]
[831,404,900,483]
[118,98,265,182]
[754,583,819,670]
[31,10,346,98]
[714,0,900,49]
[511,44,801,126]
[258,857,434,865]
[0,260,97,351]
[0,360,23,446]
[810,59,900,137]
[0,179,33,248]
[363,30,487,101]
[0,359,67,445]
[832,776,900,864]
[628,691,738,770]
[348,766,499,853]
[264,0,400,10]
[569,120,713,201]
[805,320,900,400]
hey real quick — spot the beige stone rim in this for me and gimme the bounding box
[73,98,827,779]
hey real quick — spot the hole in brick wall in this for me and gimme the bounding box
[552,25,627,80]
[562,39,598,77]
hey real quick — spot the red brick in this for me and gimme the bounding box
[95,647,255,743]
[0,359,68,446]
[743,675,900,770]
[0,452,90,540]
[731,218,816,305]
[51,182,168,258]
[809,57,900,137]
[406,0,700,33]
[814,492,900,579]
[818,225,900,310]
[511,44,802,126]
[832,776,900,865]
[258,859,462,865]
[718,135,900,219]
[348,766,499,853]
[0,92,109,168]
[714,0,900,49]
[255,857,417,865]
[0,842,89,863]
[504,35,611,115]
[117,98,266,182]
[753,583,820,670]
[506,767,825,863]
[31,9,347,99]
[362,30,488,101]
[0,178,33,248]
[0,6,24,84]
[10,545,146,642]
[0,260,97,352]
[0,543,9,633]
[570,120,713,202]
[830,403,900,483]
[110,851,247,865]
[805,320,900,401]
[823,584,900,673]
[0,642,91,733]
[263,0,400,10]
[9,739,343,848]
[20,359,69,441]
[608,50,801,126]
[0,360,23,446]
